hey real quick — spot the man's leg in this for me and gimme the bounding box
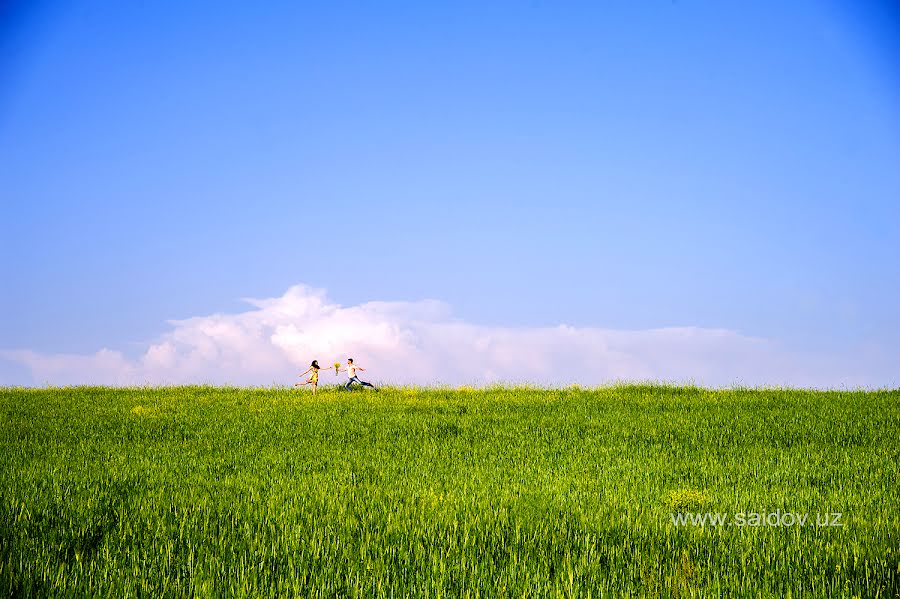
[359,379,375,388]
[345,377,355,390]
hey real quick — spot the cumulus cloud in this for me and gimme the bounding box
[1,284,895,388]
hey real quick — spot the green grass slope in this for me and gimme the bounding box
[1,385,898,597]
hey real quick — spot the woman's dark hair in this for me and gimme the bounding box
[311,360,320,369]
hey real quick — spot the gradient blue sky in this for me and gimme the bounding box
[2,1,899,385]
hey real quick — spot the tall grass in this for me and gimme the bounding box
[1,385,897,596]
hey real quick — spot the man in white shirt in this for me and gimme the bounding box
[340,358,376,390]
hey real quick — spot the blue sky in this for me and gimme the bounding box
[2,1,899,386]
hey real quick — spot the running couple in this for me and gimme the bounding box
[295,358,376,394]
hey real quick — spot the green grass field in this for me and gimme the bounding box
[1,385,898,597]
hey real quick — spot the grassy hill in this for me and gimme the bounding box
[1,385,898,597]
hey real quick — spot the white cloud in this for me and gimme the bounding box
[1,284,895,388]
